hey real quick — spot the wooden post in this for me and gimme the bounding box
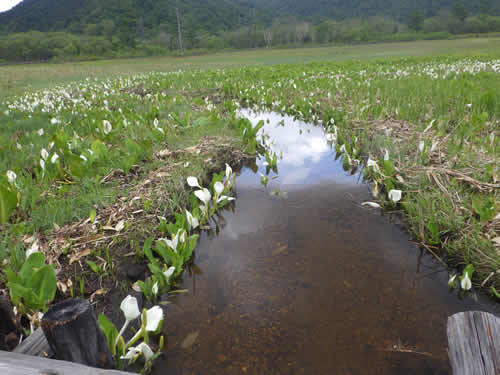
[41,299,114,369]
[447,311,500,375]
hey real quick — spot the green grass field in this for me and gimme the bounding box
[2,37,500,98]
[0,38,498,342]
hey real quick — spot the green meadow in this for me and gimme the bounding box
[0,37,498,366]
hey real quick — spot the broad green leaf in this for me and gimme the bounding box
[27,265,57,309]
[19,252,46,284]
[98,313,118,356]
[0,184,18,224]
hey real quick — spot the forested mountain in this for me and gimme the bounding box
[2,0,498,35]
[238,0,497,21]
[1,0,499,63]
[0,0,270,35]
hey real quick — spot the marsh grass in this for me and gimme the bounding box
[0,39,498,301]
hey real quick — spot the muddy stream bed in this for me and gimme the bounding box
[153,110,496,375]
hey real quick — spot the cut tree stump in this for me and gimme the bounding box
[0,350,134,375]
[41,299,114,369]
[447,311,500,375]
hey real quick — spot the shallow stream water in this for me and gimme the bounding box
[155,110,496,375]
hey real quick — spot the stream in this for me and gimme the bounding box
[155,110,496,375]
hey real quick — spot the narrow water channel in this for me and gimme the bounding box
[156,110,495,375]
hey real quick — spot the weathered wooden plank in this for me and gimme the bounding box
[447,311,500,375]
[0,350,135,375]
[13,328,52,357]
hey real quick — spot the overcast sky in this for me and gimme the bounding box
[0,0,22,12]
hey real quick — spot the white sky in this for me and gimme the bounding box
[0,0,23,12]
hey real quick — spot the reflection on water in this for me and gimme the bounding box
[155,111,495,375]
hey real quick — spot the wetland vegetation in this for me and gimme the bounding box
[0,38,498,371]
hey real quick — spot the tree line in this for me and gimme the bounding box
[1,3,500,63]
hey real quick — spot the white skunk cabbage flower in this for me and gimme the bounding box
[50,153,59,164]
[163,266,176,282]
[384,149,390,161]
[418,141,425,153]
[367,158,380,173]
[145,306,164,333]
[121,342,154,361]
[186,210,199,230]
[26,240,40,258]
[160,233,179,252]
[388,189,402,203]
[214,182,224,197]
[152,282,159,296]
[195,188,211,204]
[217,195,235,204]
[460,272,472,291]
[103,120,112,135]
[41,148,49,160]
[120,295,141,322]
[225,163,233,179]
[116,295,141,345]
[187,176,201,189]
[7,170,17,185]
[38,128,44,136]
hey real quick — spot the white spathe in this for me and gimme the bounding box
[194,188,211,204]
[50,153,59,164]
[163,266,175,282]
[120,295,141,321]
[103,120,112,135]
[367,158,379,173]
[7,170,17,185]
[145,306,164,332]
[214,182,224,196]
[26,240,40,258]
[388,189,402,203]
[185,210,199,230]
[187,176,201,189]
[225,163,233,179]
[461,272,472,290]
[217,195,235,204]
[160,234,179,252]
[121,342,154,361]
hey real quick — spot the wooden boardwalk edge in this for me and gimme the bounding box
[0,350,135,375]
[447,311,500,375]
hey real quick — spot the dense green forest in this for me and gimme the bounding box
[1,0,500,62]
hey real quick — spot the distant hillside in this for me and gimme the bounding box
[1,0,499,63]
[0,0,271,35]
[2,0,498,36]
[238,0,497,21]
